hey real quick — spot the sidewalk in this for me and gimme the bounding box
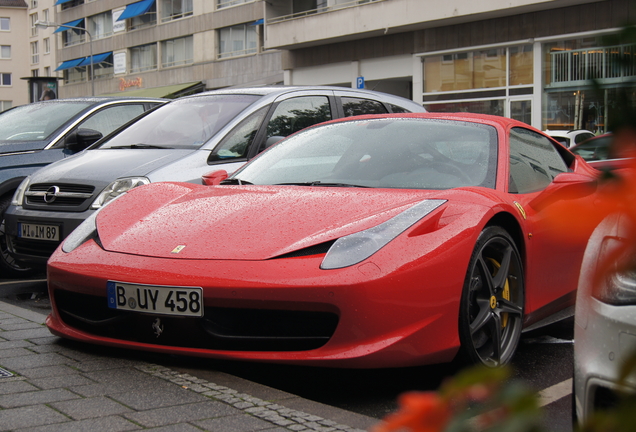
[0,298,378,432]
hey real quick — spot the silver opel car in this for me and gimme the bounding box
[5,86,425,274]
[573,211,636,423]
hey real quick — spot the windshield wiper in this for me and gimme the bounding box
[108,144,173,149]
[220,178,253,185]
[275,181,370,188]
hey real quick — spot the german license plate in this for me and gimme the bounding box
[18,222,60,241]
[107,281,203,317]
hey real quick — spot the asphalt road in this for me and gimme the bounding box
[0,277,574,430]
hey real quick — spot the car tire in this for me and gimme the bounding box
[457,225,524,367]
[0,194,34,278]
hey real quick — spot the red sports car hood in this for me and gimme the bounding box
[96,182,447,260]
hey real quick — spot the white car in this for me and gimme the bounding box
[546,129,595,148]
[573,212,636,423]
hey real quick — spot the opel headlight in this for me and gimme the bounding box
[320,199,446,270]
[11,177,30,206]
[91,177,149,209]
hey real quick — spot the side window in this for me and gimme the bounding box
[209,106,269,163]
[341,97,388,117]
[508,127,569,194]
[265,96,331,141]
[78,104,147,137]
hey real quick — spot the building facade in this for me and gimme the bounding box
[266,0,635,132]
[0,0,29,109]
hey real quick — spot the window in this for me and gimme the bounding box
[0,45,10,59]
[61,0,84,10]
[0,101,11,112]
[30,42,39,64]
[209,106,269,161]
[44,38,50,54]
[341,97,387,117]
[43,9,48,22]
[217,0,249,9]
[0,73,11,86]
[130,43,157,72]
[129,2,156,30]
[64,67,85,84]
[63,24,86,47]
[44,66,50,76]
[161,0,192,22]
[78,104,147,137]
[93,54,114,80]
[161,36,193,67]
[508,127,569,194]
[265,96,332,143]
[30,13,38,37]
[218,24,257,59]
[0,18,9,31]
[31,69,38,77]
[30,0,37,8]
[88,12,113,39]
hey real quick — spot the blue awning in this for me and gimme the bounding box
[117,0,156,21]
[55,58,85,71]
[78,52,112,67]
[251,19,264,26]
[54,0,73,5]
[53,18,85,33]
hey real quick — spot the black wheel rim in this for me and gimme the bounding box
[466,235,523,366]
[0,218,31,274]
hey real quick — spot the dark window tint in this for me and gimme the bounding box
[509,127,569,194]
[341,97,387,117]
[265,96,331,140]
[209,106,269,162]
[389,104,412,113]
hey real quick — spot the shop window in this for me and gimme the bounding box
[218,24,257,59]
[130,43,157,72]
[425,100,505,117]
[161,36,193,67]
[510,45,533,86]
[161,0,192,22]
[88,12,113,40]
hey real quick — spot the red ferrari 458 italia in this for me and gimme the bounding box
[46,113,601,368]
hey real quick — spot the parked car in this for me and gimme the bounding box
[573,211,636,424]
[570,133,632,171]
[546,129,595,148]
[0,97,166,276]
[45,113,601,368]
[5,86,425,274]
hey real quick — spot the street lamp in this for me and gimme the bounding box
[35,20,94,96]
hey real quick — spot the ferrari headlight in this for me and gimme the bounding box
[91,177,149,209]
[320,199,446,270]
[62,209,100,253]
[11,176,30,206]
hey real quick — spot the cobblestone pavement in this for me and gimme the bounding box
[0,299,378,432]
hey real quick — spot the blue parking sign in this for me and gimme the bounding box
[356,77,365,89]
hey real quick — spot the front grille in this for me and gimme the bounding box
[26,183,95,208]
[54,290,339,352]
[13,237,60,258]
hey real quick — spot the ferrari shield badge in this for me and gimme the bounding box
[513,201,526,220]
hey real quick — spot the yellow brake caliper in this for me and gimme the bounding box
[487,258,510,328]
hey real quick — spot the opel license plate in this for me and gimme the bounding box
[18,222,60,241]
[107,281,203,317]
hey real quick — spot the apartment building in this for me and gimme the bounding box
[36,0,282,99]
[0,0,29,109]
[265,0,635,132]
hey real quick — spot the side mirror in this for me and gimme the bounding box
[202,170,228,186]
[530,172,598,211]
[65,128,103,153]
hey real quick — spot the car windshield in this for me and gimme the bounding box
[231,118,498,190]
[98,94,260,150]
[0,101,92,143]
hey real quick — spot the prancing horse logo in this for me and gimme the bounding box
[151,318,164,338]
